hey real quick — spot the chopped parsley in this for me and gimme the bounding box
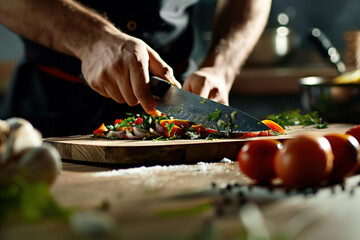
[207,109,222,121]
[166,122,175,136]
[265,109,328,129]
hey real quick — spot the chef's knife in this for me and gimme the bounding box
[150,76,270,133]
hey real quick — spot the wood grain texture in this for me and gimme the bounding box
[43,123,355,165]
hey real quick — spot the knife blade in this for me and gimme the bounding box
[150,76,270,133]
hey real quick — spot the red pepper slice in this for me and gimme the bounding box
[163,124,183,138]
[93,123,108,135]
[114,119,123,125]
[242,132,260,138]
[206,128,218,134]
[261,119,285,134]
[160,119,190,129]
[191,124,207,133]
[129,117,143,126]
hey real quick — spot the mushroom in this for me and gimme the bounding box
[1,122,42,163]
[17,144,62,185]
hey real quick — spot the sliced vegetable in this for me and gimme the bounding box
[129,117,143,126]
[261,119,285,134]
[92,112,286,140]
[93,123,108,136]
[159,119,190,129]
[114,119,123,125]
[265,109,328,129]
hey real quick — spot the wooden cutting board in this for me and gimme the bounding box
[43,123,356,165]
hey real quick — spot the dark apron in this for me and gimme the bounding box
[0,0,199,137]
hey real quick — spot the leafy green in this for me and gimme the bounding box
[231,111,238,120]
[207,109,222,122]
[0,177,71,222]
[265,109,328,129]
[166,122,175,136]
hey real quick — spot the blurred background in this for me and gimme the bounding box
[1,0,360,119]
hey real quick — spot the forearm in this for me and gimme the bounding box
[0,0,117,59]
[201,0,271,88]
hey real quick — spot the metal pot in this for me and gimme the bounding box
[299,76,360,123]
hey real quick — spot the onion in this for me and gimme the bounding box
[106,130,126,139]
[149,128,162,138]
[155,122,163,133]
[125,129,138,139]
[133,127,149,139]
[114,130,127,139]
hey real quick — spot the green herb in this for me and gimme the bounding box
[207,109,222,121]
[185,131,201,139]
[217,119,225,127]
[265,109,328,129]
[0,177,71,222]
[231,111,238,120]
[166,122,175,136]
[201,99,206,104]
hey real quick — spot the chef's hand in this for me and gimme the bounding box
[80,34,181,116]
[183,67,230,105]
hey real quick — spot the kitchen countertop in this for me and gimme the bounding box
[3,147,360,239]
[1,64,356,240]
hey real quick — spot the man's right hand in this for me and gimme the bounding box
[0,0,180,116]
[80,33,180,116]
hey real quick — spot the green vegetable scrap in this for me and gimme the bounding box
[266,109,328,129]
[166,122,175,136]
[0,177,71,222]
[207,109,222,121]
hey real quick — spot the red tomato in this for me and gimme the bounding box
[346,125,360,143]
[274,134,334,188]
[324,133,360,182]
[237,139,282,183]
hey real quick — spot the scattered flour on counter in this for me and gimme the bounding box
[220,158,233,163]
[91,161,233,178]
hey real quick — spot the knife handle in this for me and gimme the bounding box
[150,76,171,98]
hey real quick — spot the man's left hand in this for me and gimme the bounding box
[183,67,230,105]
